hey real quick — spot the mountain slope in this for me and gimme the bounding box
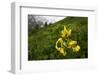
[28,16,88,60]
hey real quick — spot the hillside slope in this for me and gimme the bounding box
[28,16,88,60]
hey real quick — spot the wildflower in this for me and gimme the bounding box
[55,38,67,56]
[55,25,80,56]
[59,47,64,53]
[61,26,71,38]
[59,48,67,56]
[67,40,77,48]
[72,45,80,52]
[55,38,63,50]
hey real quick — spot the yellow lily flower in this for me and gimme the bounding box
[59,48,67,56]
[55,25,80,56]
[72,45,80,52]
[59,47,64,54]
[55,38,67,56]
[67,40,77,48]
[55,38,63,50]
[61,26,71,38]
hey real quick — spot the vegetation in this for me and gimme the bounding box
[28,16,88,60]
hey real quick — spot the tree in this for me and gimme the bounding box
[44,22,48,27]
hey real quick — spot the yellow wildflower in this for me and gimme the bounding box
[61,26,71,38]
[58,38,63,42]
[67,40,77,48]
[59,48,67,56]
[72,45,80,52]
[55,25,80,56]
[55,38,67,56]
[55,38,63,50]
[59,48,64,54]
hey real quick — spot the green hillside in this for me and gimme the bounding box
[28,16,88,60]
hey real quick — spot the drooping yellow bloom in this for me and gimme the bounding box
[55,38,63,50]
[72,45,80,52]
[59,48,67,56]
[58,38,63,43]
[67,40,80,52]
[61,26,71,38]
[55,25,80,56]
[59,47,64,54]
[55,38,67,56]
[67,40,77,48]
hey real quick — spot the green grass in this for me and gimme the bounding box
[28,16,88,60]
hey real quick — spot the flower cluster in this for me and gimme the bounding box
[55,26,80,56]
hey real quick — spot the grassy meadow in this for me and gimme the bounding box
[28,16,88,60]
